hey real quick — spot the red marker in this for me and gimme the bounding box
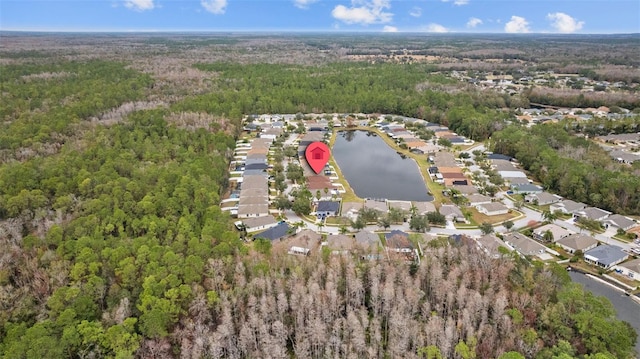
[305,142,331,174]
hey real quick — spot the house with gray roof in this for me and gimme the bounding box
[550,199,586,214]
[476,234,511,259]
[603,214,637,232]
[241,216,278,233]
[466,194,492,207]
[316,201,340,219]
[556,233,599,254]
[412,201,436,215]
[476,202,509,216]
[614,259,640,281]
[440,205,466,223]
[584,245,629,269]
[355,231,381,252]
[254,222,290,241]
[504,232,547,257]
[573,207,611,222]
[325,234,357,255]
[387,200,413,212]
[525,192,562,206]
[533,224,574,242]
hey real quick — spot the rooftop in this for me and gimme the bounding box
[585,244,628,266]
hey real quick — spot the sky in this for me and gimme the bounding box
[1,0,639,33]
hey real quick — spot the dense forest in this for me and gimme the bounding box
[1,34,639,358]
[491,122,640,215]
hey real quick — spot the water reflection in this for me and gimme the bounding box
[333,130,433,202]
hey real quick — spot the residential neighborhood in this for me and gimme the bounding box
[222,112,640,293]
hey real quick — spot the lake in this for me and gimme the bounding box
[332,130,433,202]
[569,271,640,353]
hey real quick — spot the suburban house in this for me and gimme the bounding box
[504,232,548,257]
[573,207,611,222]
[614,259,640,280]
[254,222,290,242]
[341,202,362,220]
[466,194,492,207]
[325,234,356,255]
[476,234,511,259]
[556,233,599,254]
[511,184,543,195]
[316,201,340,219]
[584,245,629,269]
[237,203,270,219]
[364,198,388,213]
[412,201,437,215]
[384,230,413,253]
[387,200,413,213]
[355,231,382,254]
[532,224,574,242]
[525,192,562,206]
[476,202,509,216]
[603,214,637,232]
[285,229,321,256]
[550,199,586,214]
[440,205,467,223]
[240,216,278,233]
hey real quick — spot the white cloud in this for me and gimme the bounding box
[547,12,584,33]
[332,0,393,25]
[124,0,154,11]
[466,17,482,28]
[409,7,421,18]
[505,15,530,33]
[425,23,448,33]
[442,0,469,6]
[201,0,227,14]
[293,0,318,9]
[383,25,398,32]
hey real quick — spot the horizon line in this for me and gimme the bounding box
[1,29,639,36]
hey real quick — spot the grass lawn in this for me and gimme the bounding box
[470,208,520,225]
[325,216,351,226]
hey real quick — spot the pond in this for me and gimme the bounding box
[332,130,433,202]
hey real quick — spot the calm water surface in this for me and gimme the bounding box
[332,130,433,201]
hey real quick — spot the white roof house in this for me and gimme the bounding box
[614,259,640,281]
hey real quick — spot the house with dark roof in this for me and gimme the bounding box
[316,201,340,219]
[254,222,290,241]
[487,153,513,161]
[584,245,628,269]
[556,233,598,254]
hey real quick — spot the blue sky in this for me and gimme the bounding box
[1,0,639,33]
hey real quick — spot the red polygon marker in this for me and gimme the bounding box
[305,141,331,174]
